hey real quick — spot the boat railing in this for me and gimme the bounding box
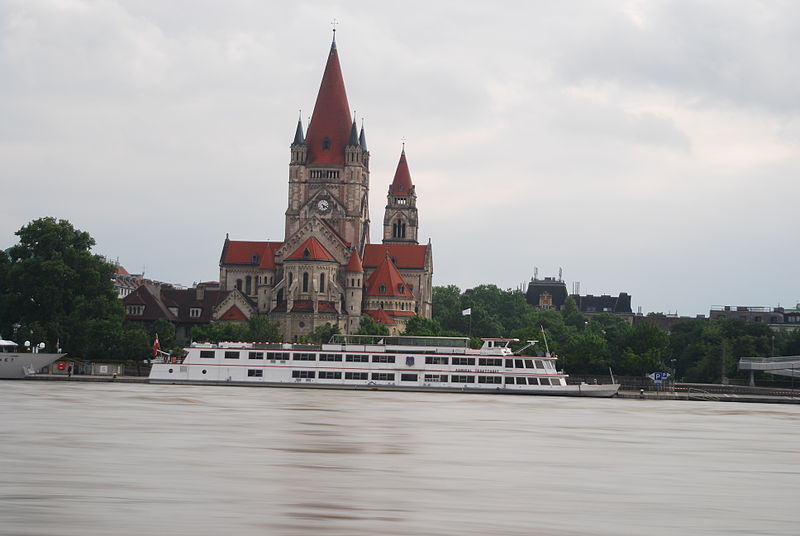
[330,334,471,349]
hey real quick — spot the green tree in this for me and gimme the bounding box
[561,296,587,331]
[0,217,125,357]
[402,315,441,336]
[563,330,611,374]
[190,316,281,343]
[309,323,340,343]
[356,314,389,336]
[149,318,176,352]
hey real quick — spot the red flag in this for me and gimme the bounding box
[152,334,160,357]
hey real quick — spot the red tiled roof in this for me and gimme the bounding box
[318,301,337,312]
[305,39,352,166]
[364,253,414,298]
[222,240,282,269]
[389,149,413,195]
[365,309,397,325]
[116,264,130,276]
[363,243,428,269]
[220,305,247,320]
[345,249,363,272]
[290,300,337,313]
[286,237,336,262]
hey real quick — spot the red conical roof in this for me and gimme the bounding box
[389,149,413,195]
[305,39,352,165]
[345,249,364,272]
[364,252,414,297]
[286,237,336,262]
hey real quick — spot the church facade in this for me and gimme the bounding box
[217,36,433,340]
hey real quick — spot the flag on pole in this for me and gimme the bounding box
[152,334,160,357]
[462,308,471,316]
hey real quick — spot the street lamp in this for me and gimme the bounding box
[671,359,677,394]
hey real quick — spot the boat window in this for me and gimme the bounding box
[319,353,343,361]
[540,378,552,385]
[372,355,395,363]
[199,350,215,359]
[505,359,513,368]
[504,377,514,384]
[424,374,448,383]
[478,376,502,384]
[452,357,475,366]
[346,354,368,362]
[248,352,264,360]
[514,359,523,368]
[524,360,534,369]
[514,377,526,384]
[247,369,263,377]
[535,360,545,369]
[451,375,475,383]
[345,372,368,380]
[526,377,538,385]
[267,352,290,360]
[224,351,240,359]
[400,374,418,382]
[293,353,317,361]
[371,372,395,381]
[319,371,342,379]
[425,356,449,365]
[291,370,316,378]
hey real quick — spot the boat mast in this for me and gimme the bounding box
[540,326,551,358]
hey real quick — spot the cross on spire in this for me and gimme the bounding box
[331,18,339,38]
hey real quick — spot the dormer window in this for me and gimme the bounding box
[379,284,386,294]
[189,307,202,318]
[399,284,405,294]
[252,254,259,264]
[322,137,331,151]
[398,184,404,192]
[126,305,144,315]
[303,248,310,258]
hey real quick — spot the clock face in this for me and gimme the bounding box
[317,199,329,212]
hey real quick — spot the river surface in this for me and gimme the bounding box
[0,381,797,536]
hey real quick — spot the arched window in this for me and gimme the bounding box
[236,279,242,290]
[302,272,309,292]
[288,272,293,286]
[245,276,252,295]
[379,284,386,293]
[320,273,325,292]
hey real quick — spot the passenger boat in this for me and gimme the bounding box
[149,335,619,397]
[0,339,65,379]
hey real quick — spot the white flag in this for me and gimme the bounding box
[462,308,471,316]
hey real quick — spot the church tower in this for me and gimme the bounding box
[218,33,433,339]
[382,148,419,244]
[285,35,371,255]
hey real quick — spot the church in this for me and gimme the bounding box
[216,34,434,340]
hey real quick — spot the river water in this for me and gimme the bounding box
[0,382,797,536]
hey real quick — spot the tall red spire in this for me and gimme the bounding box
[389,147,413,195]
[305,37,352,165]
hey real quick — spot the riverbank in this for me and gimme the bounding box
[15,374,800,403]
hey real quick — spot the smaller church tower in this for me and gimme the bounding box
[344,249,364,333]
[382,148,419,244]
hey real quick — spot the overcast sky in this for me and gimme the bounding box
[2,0,798,316]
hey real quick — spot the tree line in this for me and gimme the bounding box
[3,218,798,383]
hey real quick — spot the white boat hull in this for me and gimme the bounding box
[149,375,620,397]
[0,353,65,379]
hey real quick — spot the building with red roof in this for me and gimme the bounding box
[217,33,433,339]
